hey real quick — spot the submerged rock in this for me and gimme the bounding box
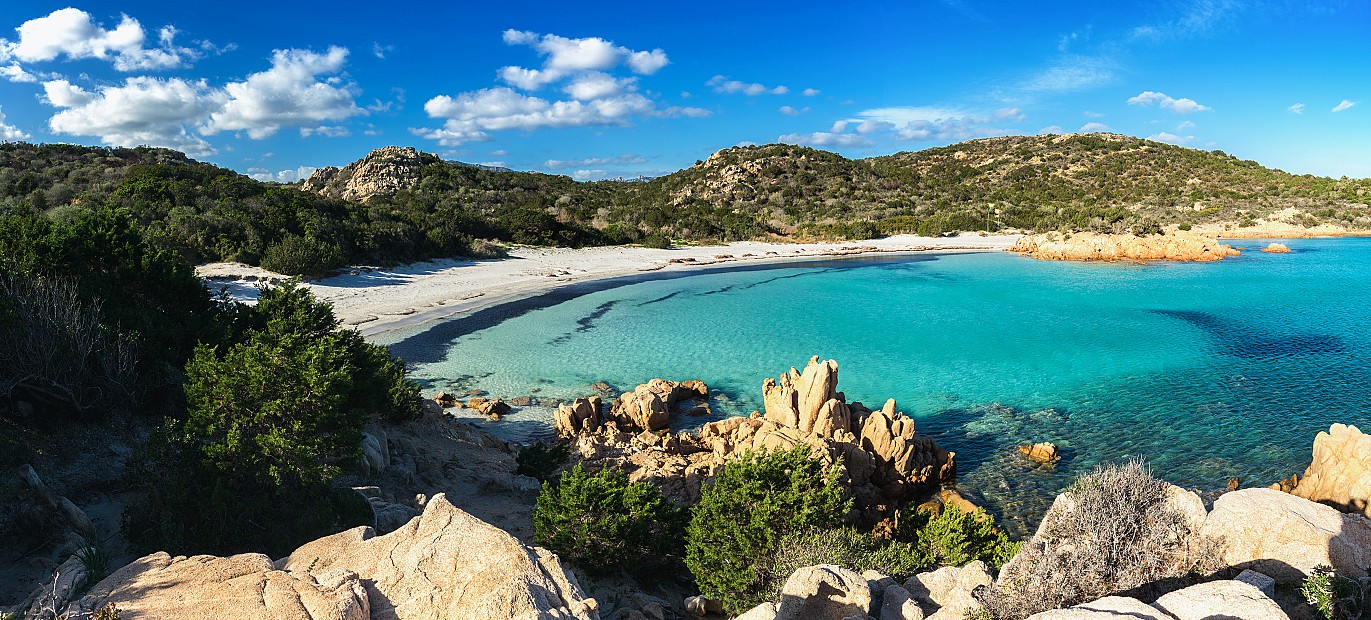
[1017,442,1059,464]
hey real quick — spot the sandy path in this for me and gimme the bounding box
[197,234,1020,339]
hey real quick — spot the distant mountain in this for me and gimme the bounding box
[2,136,1368,275]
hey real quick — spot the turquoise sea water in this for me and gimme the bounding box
[381,238,1371,535]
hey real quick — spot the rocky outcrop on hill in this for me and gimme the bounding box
[1289,423,1371,519]
[564,357,954,523]
[71,495,598,620]
[301,146,425,202]
[1011,232,1240,262]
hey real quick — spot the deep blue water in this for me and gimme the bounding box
[381,238,1371,535]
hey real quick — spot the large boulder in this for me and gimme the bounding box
[763,357,850,439]
[1200,487,1371,583]
[1024,596,1171,620]
[1150,578,1288,620]
[1291,423,1371,519]
[774,564,872,620]
[555,396,604,437]
[279,493,599,620]
[71,553,368,620]
[903,561,992,620]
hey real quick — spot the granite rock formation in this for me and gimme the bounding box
[1289,423,1371,519]
[1011,232,1240,262]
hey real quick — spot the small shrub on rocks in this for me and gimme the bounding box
[1302,565,1370,620]
[898,504,1021,569]
[977,458,1215,619]
[516,441,571,482]
[685,446,851,614]
[534,463,685,576]
[763,526,931,603]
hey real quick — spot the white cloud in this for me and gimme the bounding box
[563,72,633,100]
[479,161,506,168]
[419,87,656,145]
[777,131,873,148]
[1332,99,1356,113]
[1287,103,1305,114]
[1148,131,1193,145]
[1176,120,1196,130]
[572,169,607,181]
[1127,91,1210,114]
[1,64,36,83]
[994,107,1026,122]
[372,43,393,59]
[1038,125,1063,135]
[207,46,361,139]
[1083,110,1104,118]
[43,76,222,156]
[0,106,30,141]
[802,88,820,97]
[300,125,350,138]
[248,165,317,183]
[1080,122,1110,132]
[0,8,205,71]
[1020,56,1115,93]
[543,154,646,170]
[779,105,809,116]
[497,30,668,90]
[706,75,788,96]
[853,106,1011,142]
[419,30,691,145]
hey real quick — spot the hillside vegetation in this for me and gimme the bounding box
[1,134,1369,275]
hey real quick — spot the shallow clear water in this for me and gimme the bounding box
[381,238,1371,535]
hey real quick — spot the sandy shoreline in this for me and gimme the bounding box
[196,234,1020,339]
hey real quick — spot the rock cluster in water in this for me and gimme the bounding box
[1011,232,1241,262]
[556,357,954,522]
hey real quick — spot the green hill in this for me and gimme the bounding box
[1,135,1368,275]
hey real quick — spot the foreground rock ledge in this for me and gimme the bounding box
[73,493,599,620]
[1011,232,1240,262]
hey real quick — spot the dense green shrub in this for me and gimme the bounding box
[898,505,1021,569]
[125,283,419,555]
[533,463,685,575]
[685,446,851,613]
[640,232,672,249]
[517,441,571,481]
[261,234,345,276]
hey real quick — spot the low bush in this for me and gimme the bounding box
[1302,565,1370,620]
[533,463,685,576]
[898,504,1021,569]
[640,233,672,249]
[261,234,344,276]
[976,458,1217,619]
[762,526,931,603]
[516,441,571,481]
[685,446,851,614]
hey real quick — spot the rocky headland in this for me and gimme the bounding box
[1011,231,1241,262]
[8,354,1371,620]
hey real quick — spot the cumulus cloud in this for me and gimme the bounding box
[497,30,668,91]
[777,131,873,148]
[1080,122,1110,132]
[1287,102,1305,114]
[779,105,809,116]
[572,169,608,181]
[1,64,37,83]
[418,31,695,145]
[419,87,657,145]
[0,106,30,141]
[854,106,1013,142]
[706,75,788,96]
[543,154,646,170]
[0,8,207,72]
[1332,99,1356,113]
[37,46,362,155]
[802,88,820,97]
[248,165,317,183]
[300,125,350,138]
[207,47,361,139]
[1148,131,1193,145]
[1127,91,1210,114]
[44,76,222,156]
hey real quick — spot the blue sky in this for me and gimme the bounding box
[0,1,1367,182]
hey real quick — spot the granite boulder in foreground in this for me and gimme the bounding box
[72,494,599,620]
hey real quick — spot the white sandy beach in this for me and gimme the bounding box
[196,234,1021,338]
